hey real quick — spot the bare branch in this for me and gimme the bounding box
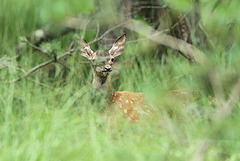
[135,5,168,9]
[16,14,100,57]
[27,78,55,90]
[88,21,128,45]
[24,38,74,71]
[126,38,148,44]
[23,38,51,57]
[10,49,75,83]
[125,20,211,65]
[94,21,100,40]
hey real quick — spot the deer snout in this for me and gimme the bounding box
[104,65,112,72]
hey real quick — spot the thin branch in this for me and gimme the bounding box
[68,40,75,50]
[88,21,129,45]
[24,38,73,70]
[135,5,168,9]
[27,78,55,90]
[134,5,168,11]
[79,16,94,40]
[94,21,100,40]
[126,38,148,44]
[15,14,105,58]
[24,38,51,57]
[9,49,75,83]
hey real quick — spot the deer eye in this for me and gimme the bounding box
[111,58,115,62]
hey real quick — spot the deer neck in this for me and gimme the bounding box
[92,71,108,89]
[91,69,113,102]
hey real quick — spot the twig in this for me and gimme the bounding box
[135,5,168,9]
[79,16,93,40]
[88,21,129,45]
[68,40,75,50]
[126,38,147,44]
[24,38,73,70]
[94,21,100,40]
[9,49,75,83]
[27,78,55,90]
[24,38,51,57]
[15,14,105,58]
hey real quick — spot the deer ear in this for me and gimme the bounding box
[109,34,126,57]
[80,40,94,59]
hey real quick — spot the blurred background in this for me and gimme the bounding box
[0,0,240,160]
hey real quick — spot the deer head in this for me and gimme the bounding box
[79,34,126,89]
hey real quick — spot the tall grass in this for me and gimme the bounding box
[0,0,240,160]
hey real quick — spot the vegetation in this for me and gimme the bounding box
[0,0,240,160]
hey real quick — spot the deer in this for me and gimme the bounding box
[79,34,152,121]
[79,34,193,121]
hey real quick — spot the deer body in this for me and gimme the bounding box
[111,90,150,120]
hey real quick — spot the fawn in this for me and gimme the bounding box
[79,34,150,121]
[79,34,193,121]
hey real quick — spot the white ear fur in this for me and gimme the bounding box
[109,34,126,57]
[80,40,94,59]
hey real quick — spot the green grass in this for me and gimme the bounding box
[1,0,240,161]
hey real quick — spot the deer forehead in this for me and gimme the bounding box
[93,50,114,62]
[95,50,109,57]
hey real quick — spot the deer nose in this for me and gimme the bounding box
[105,66,112,71]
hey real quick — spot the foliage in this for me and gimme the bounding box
[0,0,240,161]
